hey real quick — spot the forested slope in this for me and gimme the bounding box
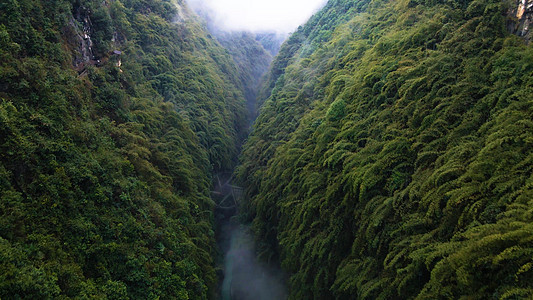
[238,0,533,298]
[214,31,272,120]
[0,0,247,298]
[186,2,274,122]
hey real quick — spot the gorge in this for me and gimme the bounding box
[1,0,533,299]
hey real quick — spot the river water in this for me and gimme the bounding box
[213,174,287,300]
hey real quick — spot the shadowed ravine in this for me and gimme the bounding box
[213,174,287,300]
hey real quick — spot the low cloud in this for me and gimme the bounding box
[187,0,328,34]
[222,225,287,300]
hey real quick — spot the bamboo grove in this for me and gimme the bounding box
[237,0,533,298]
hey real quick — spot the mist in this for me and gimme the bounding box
[221,224,287,300]
[187,0,328,34]
[213,173,287,300]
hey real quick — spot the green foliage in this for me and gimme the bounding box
[238,0,533,298]
[0,0,247,298]
[214,31,272,118]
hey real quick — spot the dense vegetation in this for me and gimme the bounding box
[186,3,274,121]
[0,0,248,298]
[212,31,272,121]
[254,32,286,56]
[238,0,533,298]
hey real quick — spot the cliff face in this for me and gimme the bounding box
[0,0,247,298]
[238,0,533,298]
[509,0,533,42]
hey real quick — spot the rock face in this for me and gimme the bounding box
[70,7,96,71]
[510,0,533,42]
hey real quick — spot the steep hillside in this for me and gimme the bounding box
[185,2,274,122]
[0,0,247,298]
[238,0,533,298]
[213,31,272,121]
[254,32,286,56]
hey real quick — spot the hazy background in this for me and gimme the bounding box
[187,0,328,34]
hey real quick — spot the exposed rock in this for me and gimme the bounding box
[509,0,533,42]
[62,5,97,72]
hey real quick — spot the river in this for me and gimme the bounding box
[213,173,287,300]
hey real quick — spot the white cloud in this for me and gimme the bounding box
[187,0,328,34]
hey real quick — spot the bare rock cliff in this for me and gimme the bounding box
[509,0,533,42]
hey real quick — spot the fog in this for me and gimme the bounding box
[221,224,287,300]
[213,173,287,300]
[187,0,328,34]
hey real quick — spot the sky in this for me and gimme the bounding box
[187,0,328,34]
